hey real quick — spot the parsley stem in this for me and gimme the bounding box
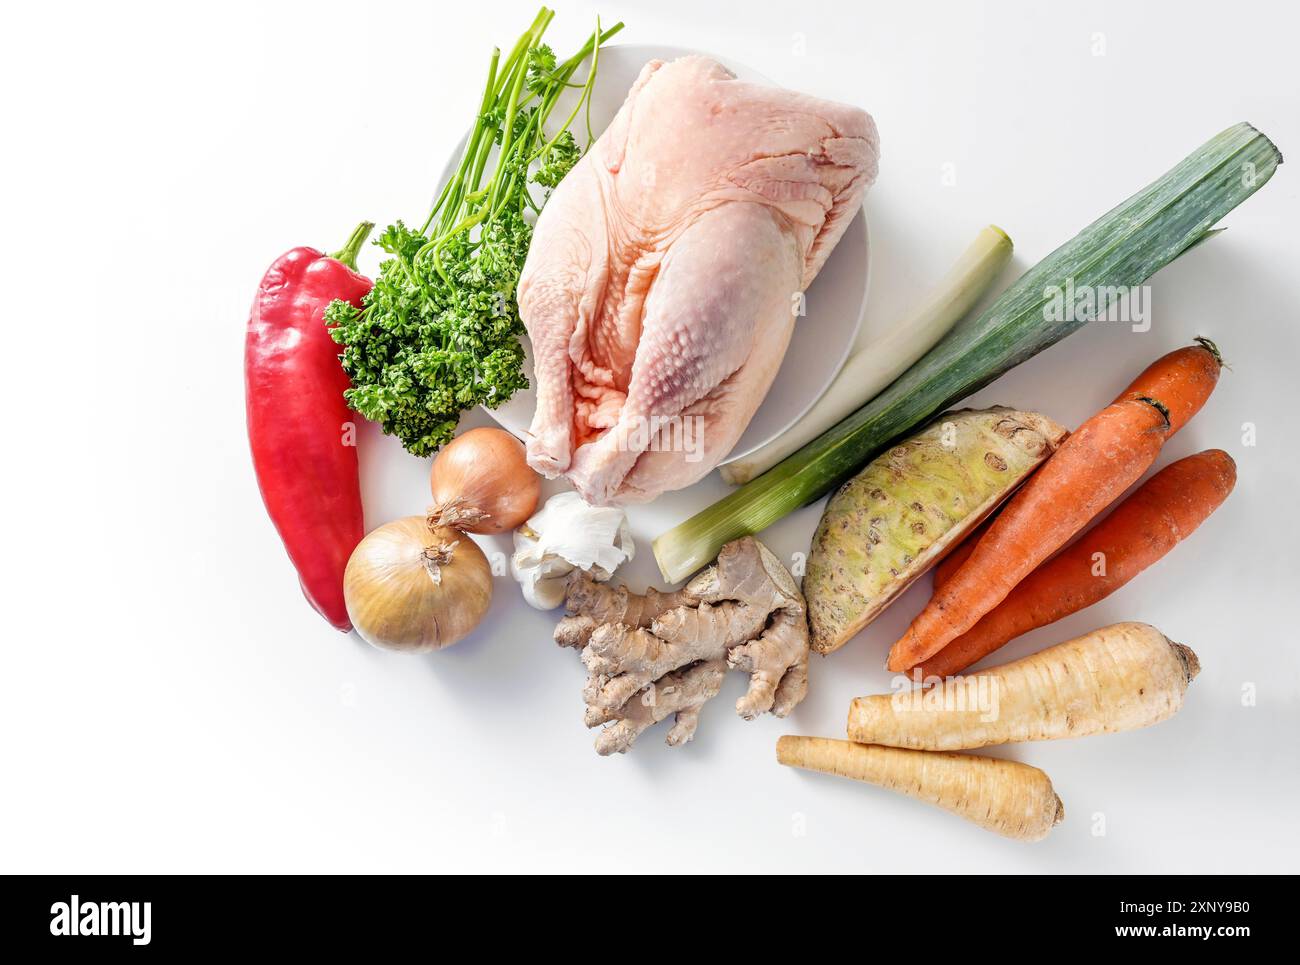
[422,48,501,237]
[488,22,545,214]
[532,19,604,162]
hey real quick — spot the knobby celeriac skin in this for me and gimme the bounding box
[848,622,1200,751]
[777,736,1064,842]
[804,407,1067,654]
[556,537,810,755]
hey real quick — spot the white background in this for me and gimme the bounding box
[3,0,1298,873]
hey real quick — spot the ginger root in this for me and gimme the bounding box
[555,536,810,754]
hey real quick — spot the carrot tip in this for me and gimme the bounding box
[1194,335,1226,368]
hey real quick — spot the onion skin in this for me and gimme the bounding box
[429,427,541,535]
[344,518,492,652]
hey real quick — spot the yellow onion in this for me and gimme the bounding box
[429,427,540,535]
[344,516,492,652]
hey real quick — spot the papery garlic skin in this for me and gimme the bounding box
[511,492,635,609]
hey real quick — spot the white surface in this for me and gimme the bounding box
[464,42,870,462]
[3,0,1298,874]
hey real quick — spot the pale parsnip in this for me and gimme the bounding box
[777,736,1063,841]
[847,622,1200,750]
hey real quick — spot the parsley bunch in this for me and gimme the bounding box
[326,8,622,456]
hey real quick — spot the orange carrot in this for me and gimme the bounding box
[933,338,1224,593]
[916,450,1236,678]
[886,397,1170,672]
[933,515,993,589]
[935,335,1227,593]
[1114,337,1223,436]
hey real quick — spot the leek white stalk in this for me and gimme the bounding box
[721,226,1013,485]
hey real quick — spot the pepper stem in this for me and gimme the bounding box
[330,221,375,270]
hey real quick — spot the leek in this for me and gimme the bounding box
[654,122,1281,583]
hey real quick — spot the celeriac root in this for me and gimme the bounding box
[805,407,1067,654]
[559,537,811,754]
[849,621,1199,750]
[777,736,1064,841]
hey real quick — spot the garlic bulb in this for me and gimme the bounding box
[510,492,635,609]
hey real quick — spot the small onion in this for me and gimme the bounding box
[429,427,541,535]
[344,516,492,652]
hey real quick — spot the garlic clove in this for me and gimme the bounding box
[510,491,636,609]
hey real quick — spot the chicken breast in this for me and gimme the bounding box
[518,56,879,505]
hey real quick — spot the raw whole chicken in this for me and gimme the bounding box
[518,56,879,505]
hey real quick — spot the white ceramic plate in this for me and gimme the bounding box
[438,43,870,464]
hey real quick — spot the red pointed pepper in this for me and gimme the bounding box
[245,222,374,631]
